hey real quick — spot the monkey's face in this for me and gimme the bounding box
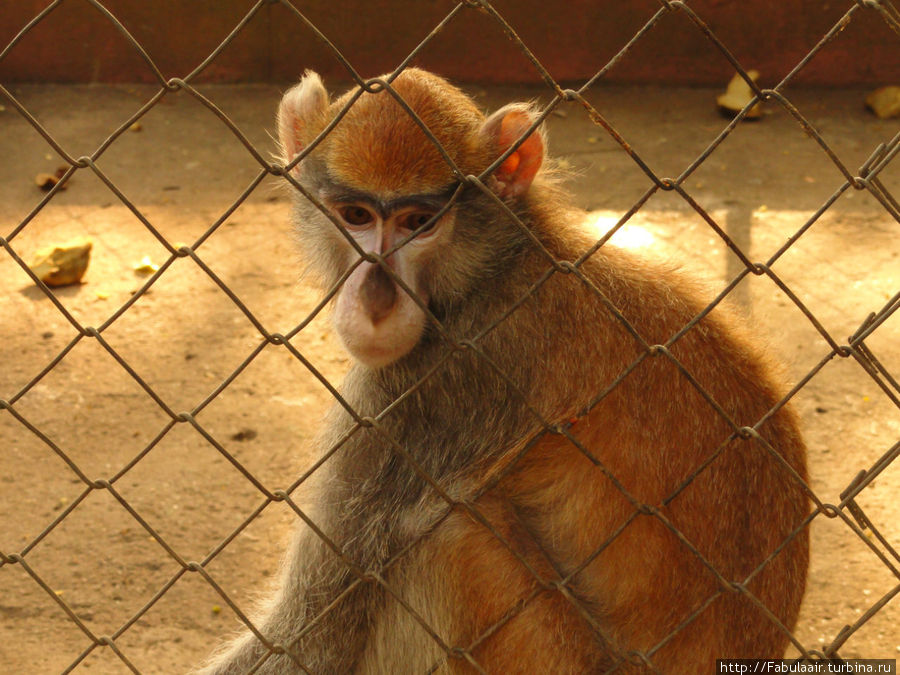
[277,69,544,369]
[322,191,455,369]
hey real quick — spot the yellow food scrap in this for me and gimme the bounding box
[717,70,762,120]
[133,255,160,275]
[865,86,900,119]
[35,166,69,191]
[29,238,92,287]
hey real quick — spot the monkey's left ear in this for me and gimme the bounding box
[481,104,544,199]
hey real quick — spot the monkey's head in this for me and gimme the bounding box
[278,68,545,369]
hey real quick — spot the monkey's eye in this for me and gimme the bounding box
[338,205,375,227]
[401,211,438,234]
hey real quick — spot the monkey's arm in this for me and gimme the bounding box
[196,495,388,675]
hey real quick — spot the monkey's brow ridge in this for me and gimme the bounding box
[322,180,459,216]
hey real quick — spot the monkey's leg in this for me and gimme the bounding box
[357,495,615,674]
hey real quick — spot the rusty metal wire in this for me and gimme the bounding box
[1,0,899,673]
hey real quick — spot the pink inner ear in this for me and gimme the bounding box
[499,151,520,175]
[495,111,543,197]
[498,111,530,149]
[290,119,305,158]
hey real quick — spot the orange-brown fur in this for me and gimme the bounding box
[200,69,809,675]
[358,237,809,672]
[307,70,493,196]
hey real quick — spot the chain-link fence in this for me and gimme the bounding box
[2,1,899,673]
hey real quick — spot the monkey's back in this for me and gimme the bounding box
[490,244,809,670]
[355,242,809,674]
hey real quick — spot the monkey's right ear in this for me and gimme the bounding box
[278,71,330,170]
[480,104,544,199]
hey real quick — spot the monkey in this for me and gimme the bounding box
[198,68,809,674]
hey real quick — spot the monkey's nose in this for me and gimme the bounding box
[359,264,398,324]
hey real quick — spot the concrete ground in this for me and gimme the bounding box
[1,81,899,672]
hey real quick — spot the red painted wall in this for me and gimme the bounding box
[1,1,897,86]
